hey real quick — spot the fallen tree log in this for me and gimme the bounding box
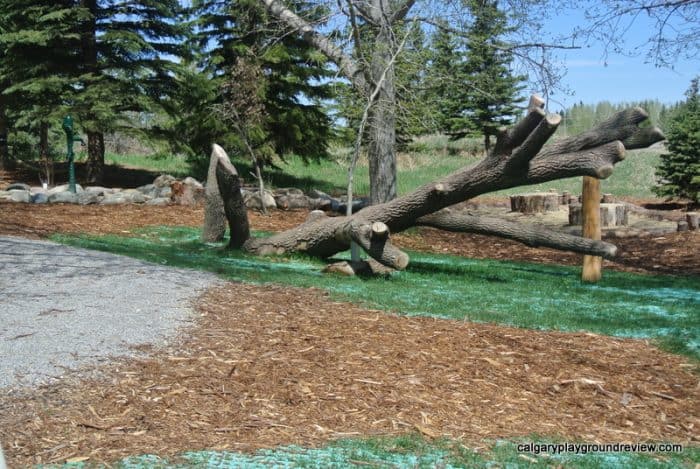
[204,95,664,270]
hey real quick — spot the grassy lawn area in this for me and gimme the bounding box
[101,435,699,468]
[102,136,664,199]
[54,226,700,359]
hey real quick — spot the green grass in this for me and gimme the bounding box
[222,144,663,198]
[268,152,469,197]
[53,226,700,359]
[491,148,663,198]
[95,135,663,198]
[102,152,191,177]
[53,434,700,467]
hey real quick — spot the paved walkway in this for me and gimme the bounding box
[0,236,219,389]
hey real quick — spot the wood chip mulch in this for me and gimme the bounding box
[0,202,308,239]
[394,228,700,277]
[2,283,699,466]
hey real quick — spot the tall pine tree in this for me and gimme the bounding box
[655,77,700,203]
[431,0,526,152]
[188,0,333,166]
[75,0,187,183]
[0,1,86,169]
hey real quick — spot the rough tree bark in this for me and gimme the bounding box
[202,145,227,242]
[260,0,406,203]
[207,96,664,271]
[0,96,11,171]
[81,0,104,185]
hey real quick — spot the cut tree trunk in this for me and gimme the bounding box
[208,96,665,271]
[202,146,227,242]
[686,212,699,231]
[569,203,628,227]
[510,193,560,213]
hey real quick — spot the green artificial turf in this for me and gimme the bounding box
[53,226,700,360]
[47,434,700,468]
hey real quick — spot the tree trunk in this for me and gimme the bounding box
[81,0,103,184]
[368,13,397,204]
[510,193,559,213]
[212,98,665,271]
[39,122,53,186]
[0,99,10,171]
[86,131,104,184]
[484,133,490,154]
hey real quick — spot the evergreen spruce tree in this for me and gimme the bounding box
[394,21,437,142]
[427,24,462,134]
[655,77,700,203]
[75,0,187,183]
[189,0,333,166]
[442,0,526,152]
[0,0,86,169]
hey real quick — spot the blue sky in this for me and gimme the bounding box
[541,8,697,109]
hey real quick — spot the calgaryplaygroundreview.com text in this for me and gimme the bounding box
[517,442,684,455]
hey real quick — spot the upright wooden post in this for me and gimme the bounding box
[581,176,602,282]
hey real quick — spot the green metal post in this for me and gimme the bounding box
[62,115,77,193]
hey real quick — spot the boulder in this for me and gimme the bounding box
[8,189,30,203]
[100,193,128,205]
[122,189,147,204]
[158,186,172,198]
[171,179,204,205]
[135,183,159,199]
[6,183,30,192]
[48,192,79,204]
[78,192,101,205]
[31,193,49,204]
[274,194,311,210]
[84,186,107,196]
[183,176,203,189]
[243,190,276,210]
[48,184,83,195]
[145,197,171,206]
[154,174,177,188]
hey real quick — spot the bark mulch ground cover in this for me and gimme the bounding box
[2,282,698,466]
[1,201,698,466]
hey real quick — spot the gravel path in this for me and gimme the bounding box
[0,236,220,389]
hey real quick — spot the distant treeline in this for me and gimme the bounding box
[556,100,680,137]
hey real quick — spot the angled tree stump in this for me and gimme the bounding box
[204,95,664,271]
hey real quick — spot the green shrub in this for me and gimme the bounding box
[655,77,700,203]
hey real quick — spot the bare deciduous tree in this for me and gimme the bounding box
[258,0,568,204]
[572,0,699,67]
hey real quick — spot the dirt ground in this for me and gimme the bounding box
[1,201,699,466]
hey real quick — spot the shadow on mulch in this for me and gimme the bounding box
[1,282,698,466]
[2,162,164,189]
